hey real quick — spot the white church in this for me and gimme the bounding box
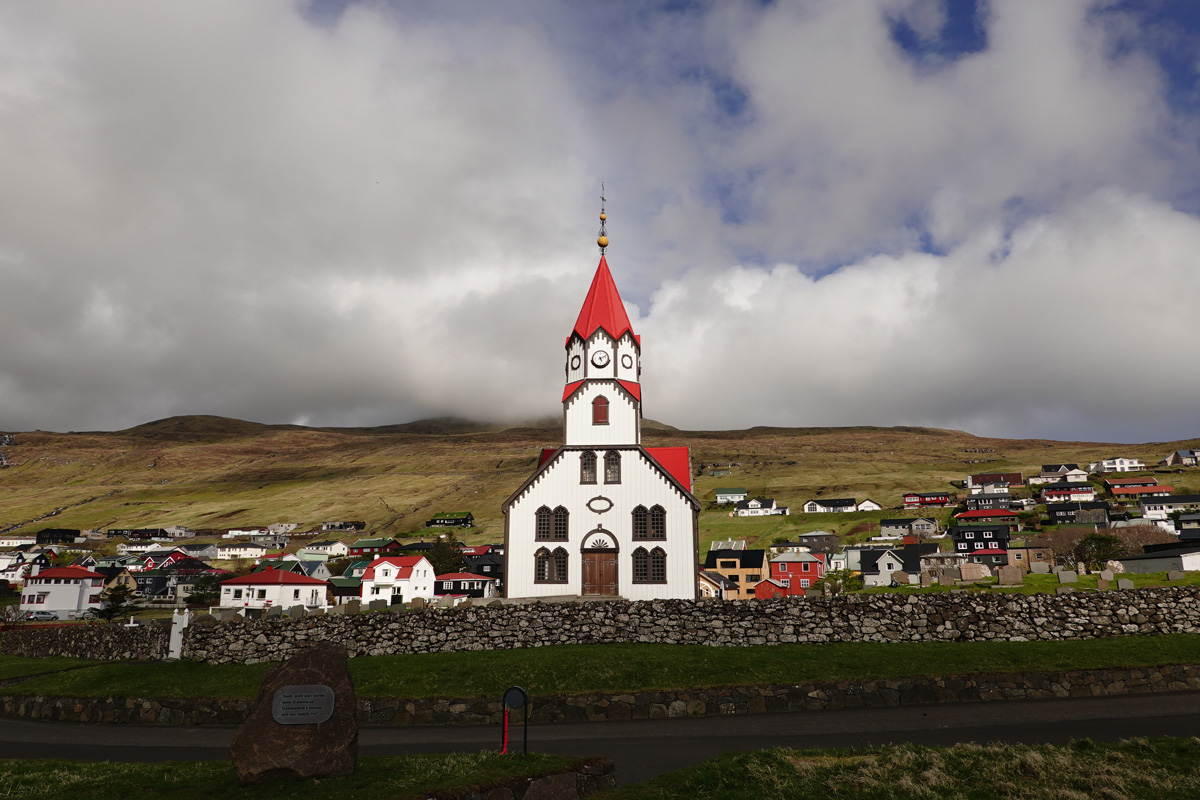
[502,221,700,600]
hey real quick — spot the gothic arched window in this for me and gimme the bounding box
[650,547,667,582]
[535,506,552,540]
[553,506,569,540]
[632,505,648,539]
[632,547,649,583]
[604,451,621,484]
[534,548,552,582]
[580,451,597,484]
[649,505,666,539]
[534,547,568,583]
[592,396,609,425]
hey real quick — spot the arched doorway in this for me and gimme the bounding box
[581,529,618,597]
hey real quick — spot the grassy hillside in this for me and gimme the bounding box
[1,415,1198,552]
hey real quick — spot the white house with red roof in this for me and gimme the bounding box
[503,224,700,600]
[20,566,106,619]
[218,569,328,609]
[359,555,435,606]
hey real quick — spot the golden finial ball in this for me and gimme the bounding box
[599,213,606,221]
[597,236,609,248]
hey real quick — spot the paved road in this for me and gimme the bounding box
[6,693,1200,786]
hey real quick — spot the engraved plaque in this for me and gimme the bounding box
[272,684,335,725]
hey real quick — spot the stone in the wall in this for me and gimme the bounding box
[229,642,357,784]
[1058,571,1077,584]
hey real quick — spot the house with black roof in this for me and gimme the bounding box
[950,524,1012,555]
[859,545,922,587]
[735,498,789,517]
[1118,542,1200,574]
[702,549,766,600]
[1046,501,1110,526]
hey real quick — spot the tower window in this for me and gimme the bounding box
[580,451,597,484]
[592,396,609,425]
[604,451,621,484]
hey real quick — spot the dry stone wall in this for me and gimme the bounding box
[183,587,1200,664]
[0,623,168,661]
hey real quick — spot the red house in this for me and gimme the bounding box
[954,509,1019,526]
[903,491,953,509]
[348,537,401,558]
[764,552,827,596]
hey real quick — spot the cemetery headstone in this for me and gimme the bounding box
[997,565,1023,585]
[1031,563,1050,574]
[920,573,933,587]
[1117,578,1135,590]
[409,597,426,610]
[368,600,387,612]
[889,571,909,586]
[229,642,357,784]
[941,567,962,581]
[1100,569,1114,582]
[960,563,990,581]
[287,606,305,619]
[1057,570,1077,584]
[1168,570,1185,581]
[1096,579,1111,590]
[265,606,282,619]
[1056,586,1074,594]
[344,600,361,615]
[938,574,955,587]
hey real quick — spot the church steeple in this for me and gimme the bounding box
[562,201,641,446]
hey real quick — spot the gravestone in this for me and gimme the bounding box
[920,573,933,587]
[938,574,955,587]
[437,594,455,607]
[1030,563,1050,574]
[287,606,305,619]
[265,606,282,619]
[344,600,361,615]
[1168,570,1185,581]
[229,642,357,784]
[1096,579,1111,590]
[368,600,387,612]
[997,565,1023,585]
[1117,578,1135,590]
[409,597,426,610]
[1100,569,1114,582]
[941,567,962,581]
[326,604,344,616]
[889,571,909,586]
[1056,586,1074,594]
[960,563,990,582]
[1057,570,1077,584]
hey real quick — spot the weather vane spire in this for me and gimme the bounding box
[597,183,608,254]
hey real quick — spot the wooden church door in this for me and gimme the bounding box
[582,550,618,596]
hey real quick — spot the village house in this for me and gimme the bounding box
[1088,457,1147,474]
[966,548,1008,568]
[1160,450,1199,467]
[967,472,1022,489]
[359,555,436,605]
[1007,538,1055,571]
[1046,501,1110,526]
[696,570,738,600]
[1040,483,1099,504]
[766,552,826,594]
[1141,494,1200,521]
[20,566,105,619]
[702,549,765,600]
[300,540,350,559]
[434,572,498,599]
[964,491,1011,511]
[859,546,922,587]
[426,512,475,528]
[348,537,402,558]
[953,509,1018,527]
[218,570,328,610]
[950,524,1012,555]
[216,542,268,561]
[1110,485,1173,500]
[1118,541,1200,574]
[1027,465,1089,486]
[735,498,790,517]
[802,498,880,513]
[901,491,953,509]
[714,488,749,504]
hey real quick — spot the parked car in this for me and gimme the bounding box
[26,611,58,621]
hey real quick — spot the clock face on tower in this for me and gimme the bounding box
[591,351,610,368]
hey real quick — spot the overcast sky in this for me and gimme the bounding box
[2,0,1199,443]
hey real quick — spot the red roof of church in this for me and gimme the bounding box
[562,379,641,403]
[645,447,692,492]
[568,256,639,346]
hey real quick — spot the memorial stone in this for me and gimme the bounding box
[229,642,357,783]
[997,565,1023,585]
[1168,570,1185,581]
[920,573,933,587]
[287,606,305,619]
[1100,570,1114,582]
[960,563,990,581]
[1058,570,1077,584]
[1117,578,1135,590]
[344,600,361,615]
[368,600,387,612]
[938,574,955,587]
[265,606,282,619]
[1031,563,1050,574]
[1096,579,1111,590]
[409,597,426,610]
[1056,586,1074,594]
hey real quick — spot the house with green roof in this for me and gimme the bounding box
[714,488,749,504]
[425,511,475,528]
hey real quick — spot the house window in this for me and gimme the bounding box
[580,450,597,484]
[719,560,737,569]
[257,589,267,599]
[293,589,300,599]
[443,581,452,591]
[233,589,243,599]
[746,573,760,582]
[535,547,568,583]
[535,506,553,540]
[965,532,975,539]
[604,451,621,484]
[1014,553,1023,560]
[802,562,810,572]
[800,579,810,588]
[592,396,609,425]
[974,542,984,549]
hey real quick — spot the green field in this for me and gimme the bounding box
[4,636,1200,700]
[598,739,1200,799]
[2,415,1198,556]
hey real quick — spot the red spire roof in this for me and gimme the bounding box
[569,256,638,345]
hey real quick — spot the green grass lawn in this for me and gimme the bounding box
[0,752,574,800]
[597,738,1200,799]
[6,636,1200,700]
[0,655,99,682]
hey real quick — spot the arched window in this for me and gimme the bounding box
[604,451,621,484]
[592,396,609,425]
[580,451,597,484]
[632,547,649,583]
[535,506,552,540]
[632,505,648,539]
[534,547,568,583]
[650,547,667,582]
[553,506,569,540]
[649,505,666,539]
